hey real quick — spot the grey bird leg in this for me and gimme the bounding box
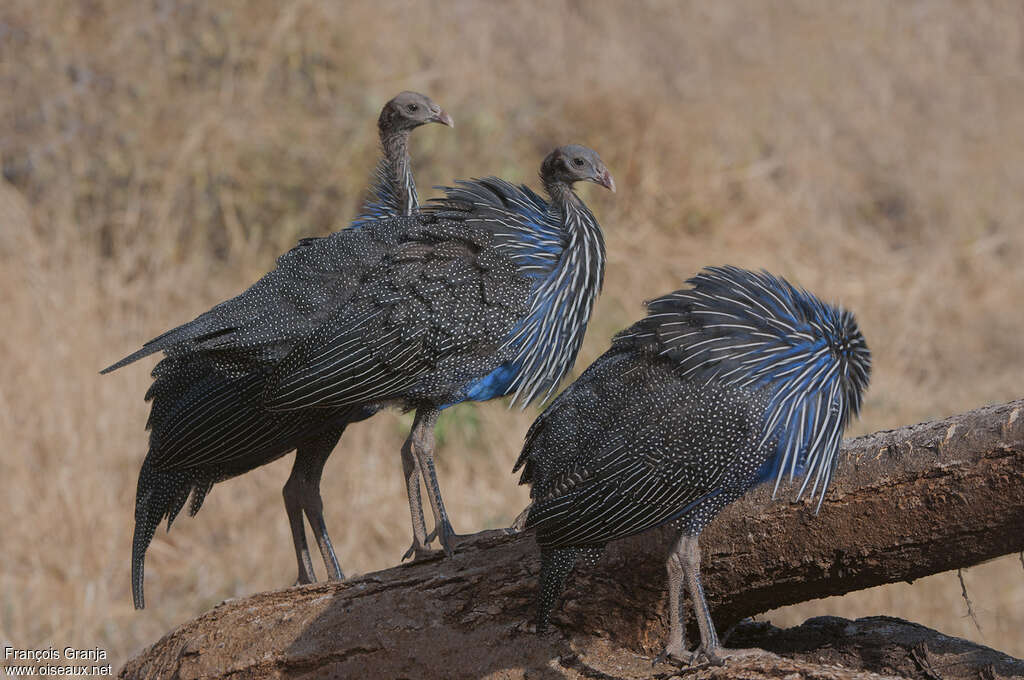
[678,534,720,664]
[283,475,317,584]
[284,429,345,585]
[675,533,766,666]
[653,549,688,665]
[401,432,435,561]
[408,407,463,557]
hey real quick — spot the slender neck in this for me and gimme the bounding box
[541,177,582,215]
[541,174,606,313]
[381,128,416,215]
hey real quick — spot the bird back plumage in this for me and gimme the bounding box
[617,266,871,509]
[518,266,871,551]
[428,177,561,274]
[260,216,533,411]
[516,266,870,633]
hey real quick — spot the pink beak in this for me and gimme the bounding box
[598,170,616,193]
[433,109,455,128]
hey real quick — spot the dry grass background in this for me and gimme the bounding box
[1,0,1023,669]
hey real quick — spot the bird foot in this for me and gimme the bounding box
[690,645,726,668]
[715,647,772,662]
[293,559,320,586]
[401,522,466,560]
[653,644,766,669]
[436,521,466,558]
[402,544,442,562]
[681,646,768,668]
[402,527,439,562]
[652,642,690,667]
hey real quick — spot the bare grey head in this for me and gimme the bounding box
[378,91,454,138]
[540,144,616,194]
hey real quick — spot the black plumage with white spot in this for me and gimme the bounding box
[263,145,614,560]
[515,266,871,663]
[103,92,453,609]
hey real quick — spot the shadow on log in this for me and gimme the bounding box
[121,400,1024,679]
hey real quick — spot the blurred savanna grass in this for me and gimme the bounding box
[1,0,1022,667]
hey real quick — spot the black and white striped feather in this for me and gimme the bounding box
[427,176,606,407]
[618,266,871,511]
[260,218,533,411]
[517,266,871,552]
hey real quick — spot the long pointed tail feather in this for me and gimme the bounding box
[131,461,191,609]
[537,547,578,632]
[131,484,160,610]
[101,322,231,374]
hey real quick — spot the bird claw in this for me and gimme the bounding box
[651,644,723,670]
[402,546,439,562]
[402,527,438,561]
[436,520,464,558]
[669,646,765,670]
[692,645,725,667]
[651,646,686,667]
[294,570,317,586]
[401,522,464,560]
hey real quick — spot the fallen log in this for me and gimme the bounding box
[121,399,1024,679]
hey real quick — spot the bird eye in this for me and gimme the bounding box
[407,103,419,112]
[572,158,585,167]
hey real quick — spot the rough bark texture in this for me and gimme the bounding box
[121,400,1024,680]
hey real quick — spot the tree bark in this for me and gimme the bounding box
[120,399,1024,680]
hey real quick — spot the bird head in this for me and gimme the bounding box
[541,145,616,193]
[378,91,454,135]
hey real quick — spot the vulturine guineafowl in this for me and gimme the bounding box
[101,91,452,608]
[515,266,871,665]
[263,145,615,559]
[356,91,454,223]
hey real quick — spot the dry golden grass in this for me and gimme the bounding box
[1,0,1022,668]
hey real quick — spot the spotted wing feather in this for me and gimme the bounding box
[518,351,767,548]
[101,219,414,375]
[263,220,532,410]
[604,266,870,510]
[427,177,605,407]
